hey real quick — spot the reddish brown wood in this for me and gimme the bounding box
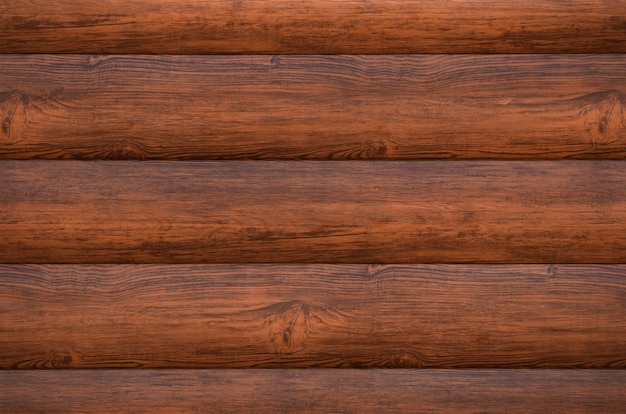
[1,264,625,368]
[1,1,625,53]
[2,1,624,408]
[2,370,626,413]
[2,161,626,263]
[1,55,625,160]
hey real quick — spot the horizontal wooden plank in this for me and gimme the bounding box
[2,370,626,413]
[1,264,625,368]
[1,1,625,53]
[1,55,626,160]
[2,161,626,263]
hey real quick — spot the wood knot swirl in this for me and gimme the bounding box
[265,302,310,354]
[15,351,76,369]
[382,350,423,368]
[264,301,346,354]
[50,351,74,368]
[366,142,388,159]
[0,91,28,145]
[547,264,560,278]
[107,141,147,159]
[270,55,282,69]
[366,265,396,290]
[581,91,625,145]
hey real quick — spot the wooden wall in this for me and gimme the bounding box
[1,1,626,412]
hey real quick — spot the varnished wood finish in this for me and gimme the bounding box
[1,264,625,368]
[1,55,626,160]
[2,161,626,263]
[1,1,626,54]
[2,370,626,413]
[3,0,625,408]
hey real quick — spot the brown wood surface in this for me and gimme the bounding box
[2,369,626,413]
[2,161,626,263]
[1,1,626,54]
[1,264,625,368]
[1,55,626,160]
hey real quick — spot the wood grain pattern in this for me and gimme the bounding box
[1,264,625,368]
[1,1,626,54]
[1,55,626,160]
[2,370,626,413]
[2,161,626,263]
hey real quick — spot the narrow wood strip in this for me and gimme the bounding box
[2,370,626,413]
[1,55,626,160]
[2,161,626,263]
[1,1,625,53]
[1,264,625,368]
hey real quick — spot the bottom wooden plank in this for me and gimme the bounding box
[1,370,625,413]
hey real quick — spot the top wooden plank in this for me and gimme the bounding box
[1,0,625,54]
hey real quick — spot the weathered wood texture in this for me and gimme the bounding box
[1,1,626,54]
[2,161,626,263]
[1,264,625,368]
[2,370,626,413]
[1,55,626,160]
